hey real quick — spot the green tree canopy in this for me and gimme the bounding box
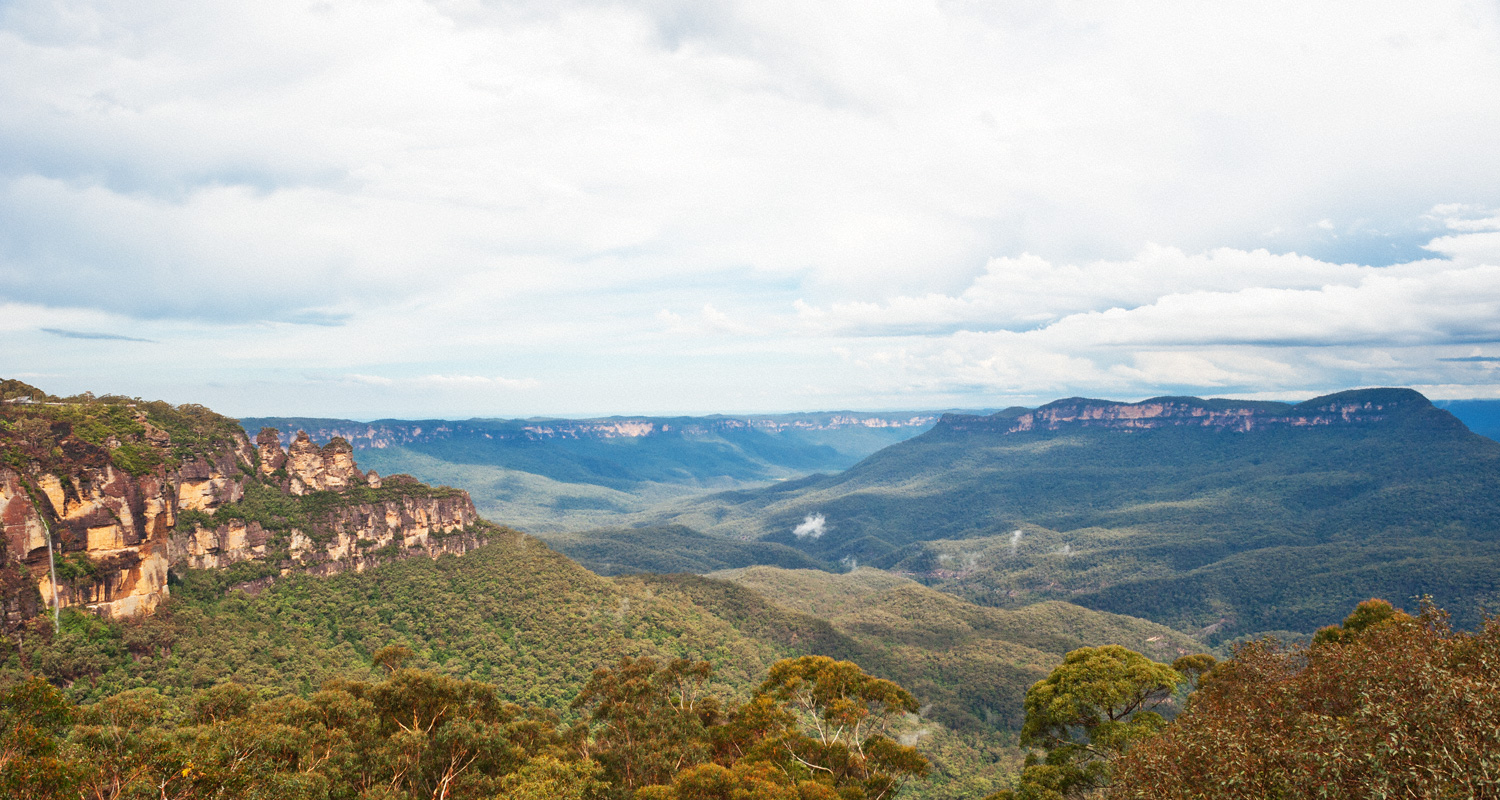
[995,645,1183,800]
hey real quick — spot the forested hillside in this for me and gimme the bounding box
[651,389,1500,640]
[9,379,1496,798]
[1,521,1204,798]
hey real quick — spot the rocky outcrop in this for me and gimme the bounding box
[168,474,481,580]
[176,444,254,511]
[1,389,489,621]
[0,419,252,619]
[255,427,286,480]
[285,431,366,495]
[938,388,1462,437]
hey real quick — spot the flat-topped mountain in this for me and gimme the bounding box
[655,388,1500,639]
[940,387,1449,434]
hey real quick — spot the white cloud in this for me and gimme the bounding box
[793,242,1500,348]
[2,1,1500,414]
[786,226,1500,404]
[657,304,759,336]
[793,514,826,539]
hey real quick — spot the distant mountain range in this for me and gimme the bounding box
[1435,398,1500,441]
[238,411,981,531]
[241,392,1500,642]
[645,389,1500,641]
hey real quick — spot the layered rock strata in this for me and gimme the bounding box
[938,388,1460,436]
[167,474,479,577]
[2,399,487,620]
[0,426,254,619]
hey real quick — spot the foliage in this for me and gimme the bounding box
[752,655,928,800]
[53,553,98,583]
[105,442,162,476]
[201,478,309,533]
[0,533,790,709]
[543,525,826,577]
[571,656,721,795]
[1109,599,1500,799]
[3,542,1044,797]
[1308,597,1403,645]
[0,379,55,403]
[0,655,929,800]
[135,401,245,464]
[497,754,609,800]
[0,383,243,477]
[0,677,80,798]
[697,567,1199,735]
[10,668,570,800]
[992,646,1183,800]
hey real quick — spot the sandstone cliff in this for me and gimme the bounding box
[936,388,1463,436]
[0,381,490,622]
[241,411,944,450]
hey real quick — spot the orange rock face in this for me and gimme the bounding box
[284,431,365,495]
[4,416,484,621]
[0,427,252,618]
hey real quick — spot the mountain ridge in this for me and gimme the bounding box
[240,411,953,450]
[936,387,1455,435]
[646,387,1500,639]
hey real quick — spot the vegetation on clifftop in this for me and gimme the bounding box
[1,379,244,477]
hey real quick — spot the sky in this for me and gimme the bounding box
[2,0,1499,419]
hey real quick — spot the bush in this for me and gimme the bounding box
[1110,599,1500,798]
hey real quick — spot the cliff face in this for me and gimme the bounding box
[0,384,488,621]
[0,407,253,619]
[168,475,479,578]
[937,388,1461,436]
[241,412,944,450]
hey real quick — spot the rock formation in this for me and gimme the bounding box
[1,385,490,621]
[0,421,252,619]
[240,412,945,451]
[937,388,1461,436]
[285,431,366,494]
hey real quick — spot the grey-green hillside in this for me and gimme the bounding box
[688,566,1201,730]
[10,529,1191,799]
[541,524,825,575]
[654,388,1500,640]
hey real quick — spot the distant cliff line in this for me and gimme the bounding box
[239,411,958,450]
[937,388,1466,436]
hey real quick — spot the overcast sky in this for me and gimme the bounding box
[3,0,1499,418]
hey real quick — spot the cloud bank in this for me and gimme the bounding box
[1,0,1498,415]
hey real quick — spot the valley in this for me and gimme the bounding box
[245,389,1500,645]
[239,412,955,533]
[4,378,1499,798]
[638,389,1500,641]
